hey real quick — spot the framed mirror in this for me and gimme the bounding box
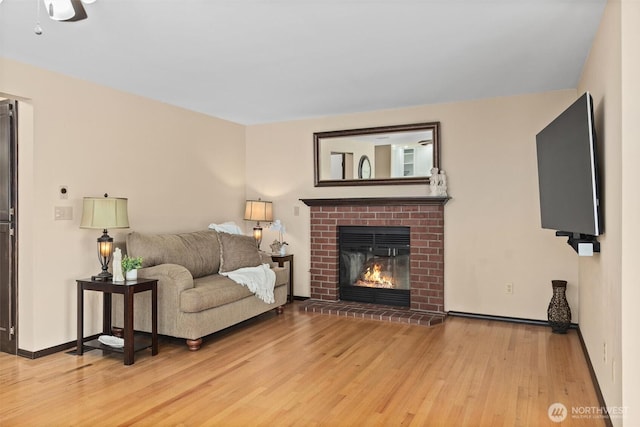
[313,122,440,187]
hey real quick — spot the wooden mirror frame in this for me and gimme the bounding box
[313,122,440,187]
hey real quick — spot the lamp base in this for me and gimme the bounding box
[253,226,263,249]
[91,271,113,282]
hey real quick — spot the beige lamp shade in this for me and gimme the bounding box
[80,197,130,229]
[244,200,273,223]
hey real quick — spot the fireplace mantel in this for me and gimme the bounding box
[300,196,450,207]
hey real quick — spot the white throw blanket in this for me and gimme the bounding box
[208,221,244,235]
[220,263,276,304]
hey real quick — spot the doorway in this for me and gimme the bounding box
[330,152,354,180]
[0,99,18,354]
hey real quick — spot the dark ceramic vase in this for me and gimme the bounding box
[547,280,571,334]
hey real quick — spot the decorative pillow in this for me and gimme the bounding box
[126,230,220,278]
[217,232,262,273]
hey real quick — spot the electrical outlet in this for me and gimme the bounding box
[59,185,69,199]
[505,282,513,294]
[603,342,607,364]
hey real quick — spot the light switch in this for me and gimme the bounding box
[54,206,73,220]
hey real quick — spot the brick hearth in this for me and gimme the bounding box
[301,197,447,314]
[298,300,445,326]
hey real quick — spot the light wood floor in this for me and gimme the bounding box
[0,303,604,426]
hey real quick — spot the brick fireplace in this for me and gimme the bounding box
[301,197,448,314]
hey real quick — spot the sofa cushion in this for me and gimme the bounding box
[217,232,262,273]
[181,275,254,313]
[126,230,220,279]
[182,273,288,313]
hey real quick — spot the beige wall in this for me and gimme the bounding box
[578,0,640,423]
[374,145,391,178]
[246,91,580,320]
[620,0,640,423]
[577,0,624,422]
[1,58,246,352]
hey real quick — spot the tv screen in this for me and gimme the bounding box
[536,92,602,236]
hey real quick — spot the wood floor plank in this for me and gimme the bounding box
[0,304,605,426]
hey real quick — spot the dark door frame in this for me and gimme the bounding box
[0,99,18,355]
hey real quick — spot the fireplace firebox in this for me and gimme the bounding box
[339,226,410,307]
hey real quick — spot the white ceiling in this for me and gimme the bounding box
[0,0,606,125]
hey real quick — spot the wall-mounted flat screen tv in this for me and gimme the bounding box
[535,92,602,236]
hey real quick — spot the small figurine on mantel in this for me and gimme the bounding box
[112,247,125,282]
[438,169,448,196]
[429,167,439,195]
[429,167,448,197]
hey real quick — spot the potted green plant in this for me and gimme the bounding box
[122,255,143,281]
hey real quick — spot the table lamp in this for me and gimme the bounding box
[80,194,130,281]
[243,199,273,249]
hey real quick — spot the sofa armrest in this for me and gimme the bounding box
[138,264,194,329]
[138,263,194,293]
[259,251,277,268]
[112,263,195,336]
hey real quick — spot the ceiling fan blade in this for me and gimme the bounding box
[65,0,88,21]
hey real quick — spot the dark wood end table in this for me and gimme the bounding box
[271,254,294,303]
[76,277,158,365]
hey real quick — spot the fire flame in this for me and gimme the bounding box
[356,263,394,288]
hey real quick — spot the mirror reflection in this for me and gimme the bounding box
[314,122,440,186]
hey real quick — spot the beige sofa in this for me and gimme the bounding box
[113,230,288,350]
